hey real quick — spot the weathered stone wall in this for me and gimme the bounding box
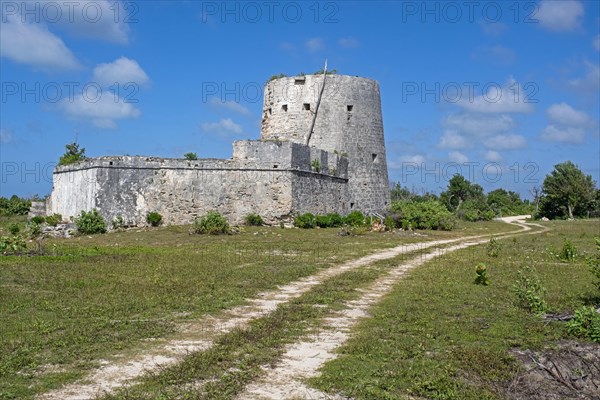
[48,141,349,226]
[261,74,391,213]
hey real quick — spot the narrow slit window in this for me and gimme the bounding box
[303,103,310,111]
[109,161,113,166]
[282,104,288,112]
[347,105,353,112]
[350,202,355,209]
[273,164,278,168]
[372,153,378,162]
[268,108,272,115]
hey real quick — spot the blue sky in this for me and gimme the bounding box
[1,0,599,199]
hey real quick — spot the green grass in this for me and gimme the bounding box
[0,218,520,399]
[309,219,599,399]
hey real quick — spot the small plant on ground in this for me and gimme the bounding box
[112,215,125,230]
[244,213,264,226]
[383,215,396,230]
[486,236,501,258]
[146,211,163,227]
[26,221,41,237]
[184,152,198,160]
[315,213,344,228]
[345,210,366,227]
[75,209,106,234]
[294,213,316,229]
[566,306,600,343]
[513,266,548,315]
[474,263,490,286]
[193,211,230,235]
[8,223,20,235]
[0,235,27,254]
[45,213,62,227]
[559,238,577,262]
[311,159,321,173]
[30,215,45,224]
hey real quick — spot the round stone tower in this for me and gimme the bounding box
[261,74,390,213]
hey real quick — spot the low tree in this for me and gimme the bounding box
[440,174,485,212]
[539,161,596,219]
[58,142,86,166]
[184,152,198,160]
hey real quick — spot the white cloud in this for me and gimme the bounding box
[484,150,503,162]
[399,154,426,164]
[457,78,535,113]
[40,0,130,44]
[540,102,592,144]
[568,61,600,93]
[546,103,590,126]
[0,16,80,71]
[92,57,150,87]
[200,118,243,136]
[540,125,586,144]
[484,134,527,150]
[209,99,251,116]
[306,38,324,52]
[594,35,600,51]
[438,131,472,149]
[0,128,13,143]
[59,95,141,129]
[448,151,469,163]
[443,113,515,137]
[535,0,584,32]
[479,21,508,36]
[339,37,359,48]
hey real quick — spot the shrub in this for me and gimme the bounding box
[345,210,366,227]
[294,213,316,229]
[390,200,456,231]
[311,159,321,172]
[245,213,264,226]
[75,209,106,234]
[474,263,490,286]
[146,212,163,227]
[45,213,62,227]
[315,213,344,228]
[566,306,600,343]
[486,236,501,258]
[589,237,600,291]
[513,266,547,315]
[8,223,20,235]
[58,142,86,166]
[112,215,125,230]
[31,215,45,224]
[0,195,31,216]
[384,216,396,230]
[559,238,577,262]
[26,222,41,237]
[184,152,198,160]
[193,211,230,235]
[0,235,27,254]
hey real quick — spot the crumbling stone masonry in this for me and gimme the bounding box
[46,73,390,226]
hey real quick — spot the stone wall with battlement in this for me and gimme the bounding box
[47,140,349,226]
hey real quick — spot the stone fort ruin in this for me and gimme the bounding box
[46,72,390,226]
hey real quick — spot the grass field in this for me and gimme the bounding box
[2,217,597,399]
[0,217,515,399]
[310,219,600,399]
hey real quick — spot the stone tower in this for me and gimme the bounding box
[261,74,390,213]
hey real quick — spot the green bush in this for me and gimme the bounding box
[0,235,27,254]
[559,238,577,262]
[184,152,198,160]
[513,266,547,315]
[0,195,31,216]
[146,212,163,227]
[314,213,344,228]
[58,142,86,166]
[474,263,490,286]
[26,222,41,237]
[486,236,501,258]
[311,159,321,172]
[566,306,600,343]
[344,211,366,227]
[193,211,230,235]
[244,213,264,226]
[390,200,456,231]
[31,215,45,224]
[75,209,106,234]
[589,237,600,291]
[45,213,62,227]
[8,223,20,235]
[383,216,396,230]
[294,213,316,229]
[112,215,125,230]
